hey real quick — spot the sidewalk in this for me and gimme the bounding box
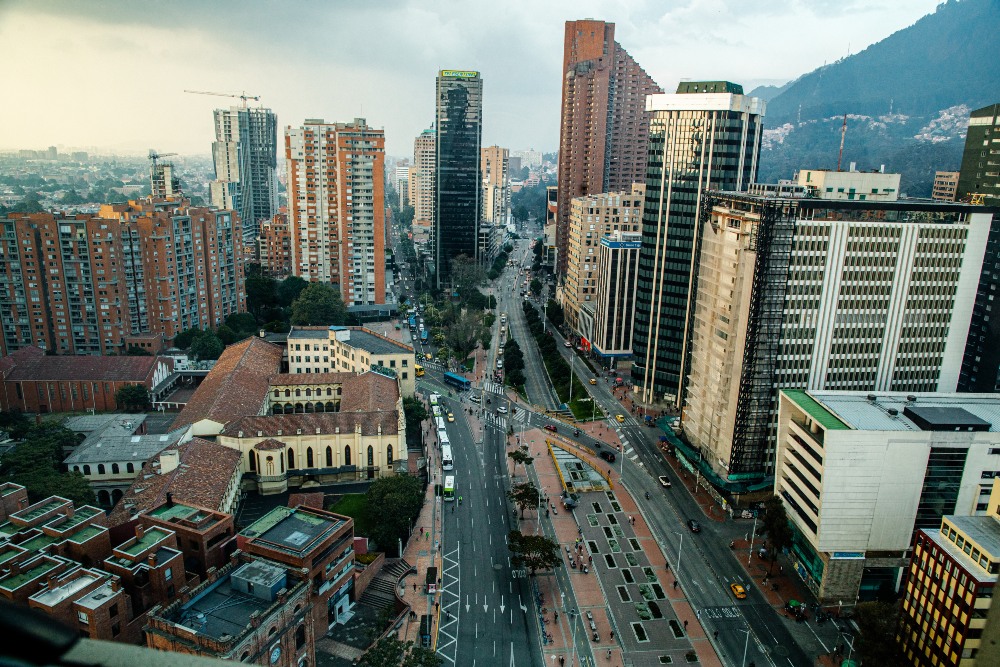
[515,427,723,667]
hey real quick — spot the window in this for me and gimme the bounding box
[288,448,295,469]
[344,445,352,466]
[111,463,119,474]
[126,462,134,473]
[326,446,333,467]
[165,568,173,581]
[307,447,314,467]
[387,445,393,465]
[77,611,88,624]
[249,451,257,472]
[97,464,105,475]
[368,445,374,467]
[296,624,306,649]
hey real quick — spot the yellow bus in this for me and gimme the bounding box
[415,365,425,377]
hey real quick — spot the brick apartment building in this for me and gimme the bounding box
[285,118,387,308]
[0,197,245,355]
[258,213,292,277]
[0,345,173,413]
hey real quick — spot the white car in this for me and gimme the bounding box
[497,360,503,369]
[497,406,508,414]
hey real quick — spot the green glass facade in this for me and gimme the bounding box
[434,70,483,289]
[631,84,764,404]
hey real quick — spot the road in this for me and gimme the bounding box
[428,382,542,667]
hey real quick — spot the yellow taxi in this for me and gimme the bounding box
[447,412,455,423]
[589,378,597,385]
[615,414,625,423]
[730,583,747,600]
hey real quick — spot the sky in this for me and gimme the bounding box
[1,0,943,159]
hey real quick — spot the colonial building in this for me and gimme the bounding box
[287,326,416,396]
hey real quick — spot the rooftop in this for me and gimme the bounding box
[76,581,119,610]
[65,426,187,465]
[241,506,345,556]
[794,391,1000,433]
[222,409,398,439]
[925,518,1000,585]
[30,570,101,607]
[269,372,354,386]
[64,413,148,435]
[171,337,283,430]
[146,502,225,530]
[107,438,242,527]
[3,346,162,382]
[783,390,849,430]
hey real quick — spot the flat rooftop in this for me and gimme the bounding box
[241,506,344,556]
[147,502,225,530]
[926,518,1000,585]
[171,562,285,641]
[31,571,101,607]
[789,391,1000,433]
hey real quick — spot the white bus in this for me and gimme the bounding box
[430,393,440,406]
[438,429,450,446]
[432,405,442,417]
[442,445,454,471]
[435,416,446,431]
[443,475,455,501]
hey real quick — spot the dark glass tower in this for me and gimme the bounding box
[631,81,764,405]
[434,70,483,289]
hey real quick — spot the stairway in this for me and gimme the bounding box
[358,558,414,613]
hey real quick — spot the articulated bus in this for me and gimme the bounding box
[442,445,454,470]
[443,475,455,501]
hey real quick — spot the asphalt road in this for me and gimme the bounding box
[434,388,542,667]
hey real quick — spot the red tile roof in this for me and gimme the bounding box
[107,437,242,527]
[2,347,162,382]
[172,338,283,429]
[269,372,355,386]
[221,411,399,438]
[253,438,286,451]
[340,372,400,412]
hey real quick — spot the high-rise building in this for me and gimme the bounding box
[776,390,1000,604]
[150,162,181,198]
[957,103,1000,206]
[434,70,483,288]
[932,170,960,202]
[543,186,558,267]
[899,479,1000,666]
[555,20,662,277]
[411,127,436,235]
[0,199,245,355]
[258,214,292,277]
[562,185,644,332]
[394,164,410,206]
[631,82,764,406]
[285,118,386,308]
[958,216,1000,393]
[682,184,991,483]
[210,106,279,244]
[592,231,642,363]
[481,145,510,225]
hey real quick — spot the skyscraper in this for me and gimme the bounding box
[285,118,386,308]
[481,145,510,226]
[555,20,662,277]
[434,70,483,288]
[410,127,436,235]
[631,82,764,405]
[210,106,279,244]
[956,102,1000,206]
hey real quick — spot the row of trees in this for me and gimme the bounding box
[502,340,526,389]
[521,301,590,416]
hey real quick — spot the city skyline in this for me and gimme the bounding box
[1,0,941,157]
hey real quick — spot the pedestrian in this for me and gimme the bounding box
[610,629,614,640]
[713,630,719,639]
[413,583,417,592]
[696,610,701,620]
[673,580,678,589]
[683,620,688,629]
[607,649,612,659]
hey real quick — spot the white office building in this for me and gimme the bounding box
[776,390,1000,602]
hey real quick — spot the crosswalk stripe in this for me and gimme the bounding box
[483,381,505,395]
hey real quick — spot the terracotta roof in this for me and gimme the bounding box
[107,438,242,527]
[288,492,325,510]
[0,346,43,377]
[340,372,400,412]
[221,411,399,438]
[3,347,162,382]
[171,338,283,429]
[269,372,354,386]
[253,438,286,451]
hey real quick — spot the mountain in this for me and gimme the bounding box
[758,0,1000,196]
[748,82,790,103]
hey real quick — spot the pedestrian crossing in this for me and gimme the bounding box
[485,412,507,431]
[483,380,504,395]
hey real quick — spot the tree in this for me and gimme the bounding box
[358,636,441,667]
[508,482,540,518]
[124,345,152,356]
[225,312,259,336]
[450,255,486,297]
[403,396,429,449]
[365,475,425,556]
[115,384,150,411]
[190,332,224,361]
[277,275,309,307]
[216,324,240,346]
[545,300,564,328]
[0,424,94,504]
[290,282,347,326]
[60,189,86,204]
[173,327,203,350]
[508,530,561,575]
[507,448,534,476]
[760,496,794,574]
[530,278,542,296]
[444,309,485,363]
[506,368,525,388]
[853,601,904,665]
[246,274,278,317]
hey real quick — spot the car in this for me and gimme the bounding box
[447,412,455,423]
[589,378,597,385]
[543,425,558,433]
[600,450,617,463]
[497,360,504,369]
[687,519,701,533]
[615,414,625,423]
[469,394,481,403]
[498,347,504,355]
[658,475,672,488]
[497,406,508,414]
[729,583,747,600]
[564,340,573,347]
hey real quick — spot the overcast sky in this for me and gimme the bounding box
[1,0,942,158]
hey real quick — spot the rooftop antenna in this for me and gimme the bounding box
[837,114,847,172]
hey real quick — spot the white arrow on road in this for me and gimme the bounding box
[499,595,505,614]
[484,603,489,613]
[465,595,470,613]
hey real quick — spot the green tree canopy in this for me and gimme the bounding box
[357,636,441,667]
[124,345,152,356]
[115,384,150,411]
[853,601,904,665]
[216,324,240,346]
[278,275,309,307]
[190,331,224,361]
[364,475,424,557]
[290,282,348,326]
[508,481,540,518]
[225,312,259,336]
[173,327,203,350]
[761,496,793,572]
[508,530,561,575]
[0,424,94,504]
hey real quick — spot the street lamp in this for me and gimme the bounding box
[738,626,751,667]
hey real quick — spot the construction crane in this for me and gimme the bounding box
[148,149,178,170]
[184,89,260,107]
